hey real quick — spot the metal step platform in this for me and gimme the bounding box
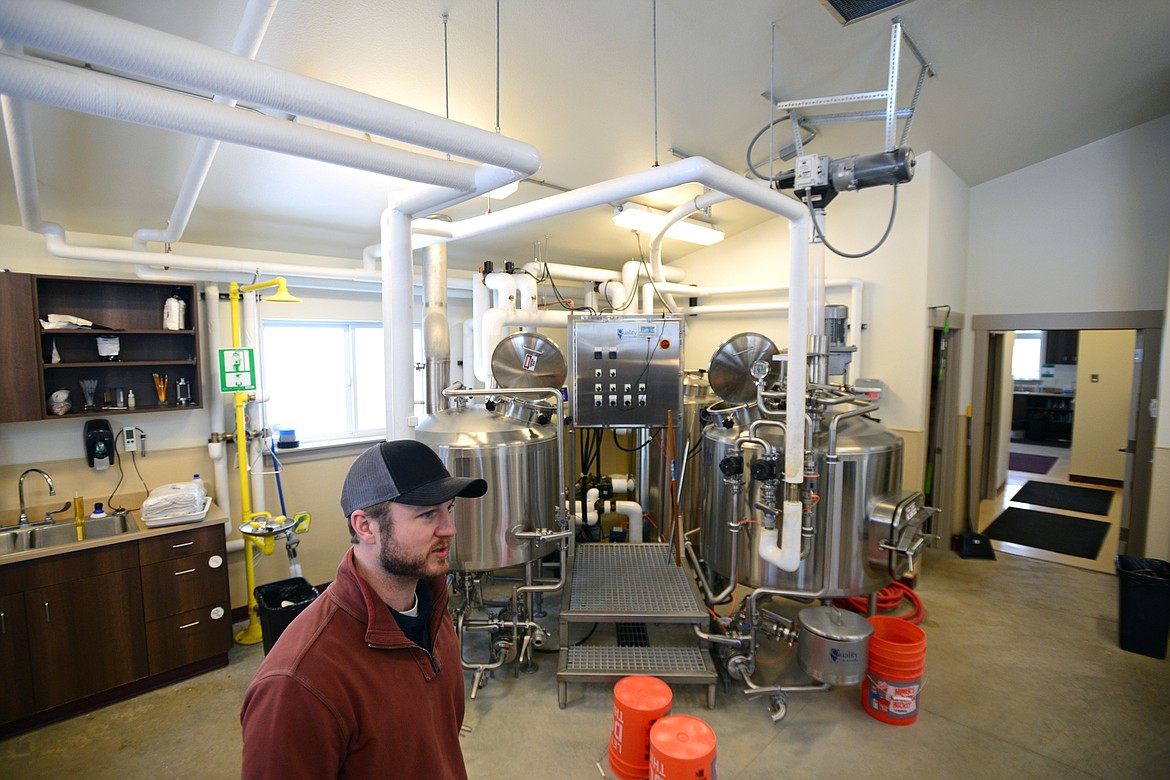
[557,543,718,708]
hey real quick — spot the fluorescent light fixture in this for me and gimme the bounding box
[480,180,519,199]
[612,202,725,246]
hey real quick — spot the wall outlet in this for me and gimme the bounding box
[123,426,137,452]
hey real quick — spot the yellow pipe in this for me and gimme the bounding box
[230,278,300,645]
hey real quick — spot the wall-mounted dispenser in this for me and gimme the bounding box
[84,419,115,470]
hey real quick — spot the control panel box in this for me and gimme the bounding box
[569,315,683,428]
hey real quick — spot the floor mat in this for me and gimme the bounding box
[984,507,1110,559]
[1011,480,1114,516]
[1008,452,1058,474]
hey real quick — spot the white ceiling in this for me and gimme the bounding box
[3,0,1169,273]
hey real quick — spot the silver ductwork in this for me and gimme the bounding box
[422,243,451,413]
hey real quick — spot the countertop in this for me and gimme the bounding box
[0,501,228,567]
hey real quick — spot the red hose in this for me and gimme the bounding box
[832,581,924,624]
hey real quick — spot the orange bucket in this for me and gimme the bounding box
[863,617,926,725]
[648,715,717,779]
[610,676,673,775]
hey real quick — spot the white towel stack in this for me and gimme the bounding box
[142,481,207,521]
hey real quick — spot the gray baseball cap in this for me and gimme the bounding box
[340,440,487,517]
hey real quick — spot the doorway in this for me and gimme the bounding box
[968,311,1162,571]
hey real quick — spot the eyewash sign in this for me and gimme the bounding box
[220,348,256,392]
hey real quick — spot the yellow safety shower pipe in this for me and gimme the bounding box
[229,277,300,646]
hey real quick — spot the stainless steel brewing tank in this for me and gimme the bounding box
[699,408,903,597]
[414,403,556,571]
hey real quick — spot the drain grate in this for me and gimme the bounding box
[616,623,649,647]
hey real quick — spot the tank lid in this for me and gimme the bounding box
[798,605,874,642]
[708,332,780,403]
[491,331,566,389]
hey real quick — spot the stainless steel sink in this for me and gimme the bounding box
[0,529,32,555]
[0,513,136,556]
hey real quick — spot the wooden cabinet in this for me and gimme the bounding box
[0,523,229,730]
[0,593,34,723]
[1,543,147,713]
[26,568,148,709]
[0,273,44,423]
[139,526,232,675]
[1044,330,1078,365]
[0,272,202,421]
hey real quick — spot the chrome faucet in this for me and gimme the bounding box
[18,468,56,527]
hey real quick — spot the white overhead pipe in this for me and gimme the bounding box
[0,50,484,191]
[0,0,540,174]
[0,43,63,239]
[384,158,809,450]
[648,191,734,313]
[514,273,538,313]
[678,301,793,316]
[484,271,517,310]
[202,283,234,537]
[621,258,684,300]
[133,0,281,250]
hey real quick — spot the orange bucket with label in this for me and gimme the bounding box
[863,617,926,725]
[609,676,673,777]
[648,715,717,779]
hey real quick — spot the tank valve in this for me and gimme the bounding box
[719,455,744,477]
[750,459,777,481]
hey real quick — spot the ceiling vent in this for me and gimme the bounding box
[818,0,915,26]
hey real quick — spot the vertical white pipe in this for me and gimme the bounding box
[472,271,492,384]
[383,208,416,440]
[242,292,266,514]
[514,273,538,313]
[203,283,233,534]
[421,243,450,414]
[462,320,478,388]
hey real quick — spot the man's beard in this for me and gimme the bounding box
[378,527,448,579]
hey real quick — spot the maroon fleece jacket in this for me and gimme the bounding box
[241,549,466,779]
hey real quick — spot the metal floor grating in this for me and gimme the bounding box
[568,543,702,616]
[565,645,711,673]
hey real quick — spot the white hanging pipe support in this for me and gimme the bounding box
[132,0,281,250]
[202,283,234,536]
[0,0,541,175]
[442,384,568,525]
[0,49,489,192]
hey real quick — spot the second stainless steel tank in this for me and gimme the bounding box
[415,401,556,571]
[699,405,904,597]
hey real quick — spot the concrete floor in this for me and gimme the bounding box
[3,548,1169,779]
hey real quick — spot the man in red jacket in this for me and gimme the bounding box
[241,439,487,779]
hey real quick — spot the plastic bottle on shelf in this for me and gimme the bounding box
[127,389,136,409]
[193,473,206,502]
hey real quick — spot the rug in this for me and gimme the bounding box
[984,507,1110,559]
[1011,480,1114,516]
[1008,452,1058,475]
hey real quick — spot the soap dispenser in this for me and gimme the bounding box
[90,502,107,520]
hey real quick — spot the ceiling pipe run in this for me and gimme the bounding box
[0,0,540,174]
[133,0,282,250]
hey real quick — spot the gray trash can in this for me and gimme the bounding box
[254,577,319,655]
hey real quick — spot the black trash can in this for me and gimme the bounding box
[1115,555,1170,659]
[254,577,320,655]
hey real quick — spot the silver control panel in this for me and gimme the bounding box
[569,315,683,428]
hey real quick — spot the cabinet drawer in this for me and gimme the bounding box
[141,552,229,622]
[145,604,232,675]
[139,526,223,566]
